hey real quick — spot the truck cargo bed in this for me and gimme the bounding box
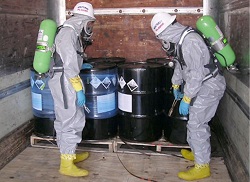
[0,139,231,182]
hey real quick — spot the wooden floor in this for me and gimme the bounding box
[0,146,231,182]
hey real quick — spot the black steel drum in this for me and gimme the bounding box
[118,62,165,142]
[80,62,118,140]
[146,57,175,109]
[146,58,188,144]
[165,99,188,144]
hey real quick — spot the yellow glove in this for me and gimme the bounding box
[172,84,180,90]
[182,95,191,104]
[172,84,183,100]
[69,75,83,92]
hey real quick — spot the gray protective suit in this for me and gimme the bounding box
[48,15,94,154]
[157,22,226,164]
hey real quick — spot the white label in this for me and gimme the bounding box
[97,92,115,113]
[118,92,132,113]
[37,30,43,41]
[32,92,42,111]
[43,35,48,41]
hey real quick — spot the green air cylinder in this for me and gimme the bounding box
[33,19,57,74]
[196,15,235,67]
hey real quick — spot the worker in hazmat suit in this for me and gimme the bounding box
[151,12,226,181]
[48,2,95,177]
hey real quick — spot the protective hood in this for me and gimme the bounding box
[157,22,187,43]
[63,15,95,35]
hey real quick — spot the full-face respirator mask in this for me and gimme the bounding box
[161,40,176,57]
[81,21,94,47]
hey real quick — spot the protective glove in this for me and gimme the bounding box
[81,63,93,70]
[76,90,86,107]
[179,95,191,115]
[69,76,83,92]
[172,84,183,100]
[69,75,85,107]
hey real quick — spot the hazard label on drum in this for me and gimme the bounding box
[35,79,45,90]
[90,76,102,89]
[102,77,111,89]
[127,79,138,92]
[119,76,126,89]
[112,76,117,86]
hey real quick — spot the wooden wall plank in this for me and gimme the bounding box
[65,0,203,61]
[0,0,47,15]
[0,1,48,77]
[86,14,201,61]
[67,0,203,9]
[0,14,43,76]
[0,120,33,170]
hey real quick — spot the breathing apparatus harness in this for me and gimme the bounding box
[49,23,93,75]
[173,27,223,82]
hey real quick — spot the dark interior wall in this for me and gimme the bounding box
[0,1,48,169]
[0,0,48,77]
[66,0,203,62]
[218,0,249,74]
[216,0,249,181]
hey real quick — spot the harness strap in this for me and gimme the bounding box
[63,24,84,56]
[175,27,192,68]
[48,53,68,109]
[175,27,221,82]
[60,72,68,109]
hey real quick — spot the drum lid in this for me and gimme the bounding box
[87,57,125,65]
[118,61,163,69]
[81,62,117,73]
[146,58,175,68]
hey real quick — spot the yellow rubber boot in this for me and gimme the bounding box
[59,154,89,177]
[181,149,194,161]
[74,152,89,163]
[178,163,210,181]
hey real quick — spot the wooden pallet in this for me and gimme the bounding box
[30,134,190,154]
[113,137,190,155]
[30,134,114,152]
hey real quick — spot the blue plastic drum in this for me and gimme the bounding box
[30,68,55,137]
[80,63,118,119]
[80,62,118,139]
